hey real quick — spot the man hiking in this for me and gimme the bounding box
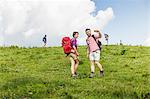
[85,29,104,78]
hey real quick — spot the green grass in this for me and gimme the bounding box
[0,45,150,99]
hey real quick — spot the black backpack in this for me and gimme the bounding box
[92,35,102,51]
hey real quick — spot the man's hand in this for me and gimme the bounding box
[94,30,102,38]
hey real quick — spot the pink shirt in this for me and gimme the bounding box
[86,34,99,53]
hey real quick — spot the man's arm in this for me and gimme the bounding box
[86,38,90,58]
[87,46,90,58]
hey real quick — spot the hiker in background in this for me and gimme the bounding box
[70,32,79,77]
[43,35,47,47]
[120,40,123,45]
[85,29,104,78]
[104,34,109,45]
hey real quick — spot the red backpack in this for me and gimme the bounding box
[62,37,72,55]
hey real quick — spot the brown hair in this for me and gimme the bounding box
[85,28,90,32]
[73,32,79,37]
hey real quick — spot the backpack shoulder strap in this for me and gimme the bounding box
[92,35,97,42]
[92,35,101,49]
[86,38,89,46]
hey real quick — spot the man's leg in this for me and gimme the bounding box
[89,52,95,78]
[90,60,95,73]
[95,61,104,77]
[94,50,104,77]
[44,42,46,47]
[89,60,95,78]
[95,61,103,71]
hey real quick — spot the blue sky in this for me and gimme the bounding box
[93,0,149,45]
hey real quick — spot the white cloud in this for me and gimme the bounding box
[0,34,4,46]
[144,37,150,46]
[0,0,114,47]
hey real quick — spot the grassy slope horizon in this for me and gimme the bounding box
[0,45,150,99]
[1,44,150,48]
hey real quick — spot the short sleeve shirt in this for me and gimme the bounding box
[71,38,77,49]
[86,34,99,52]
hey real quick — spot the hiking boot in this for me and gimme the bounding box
[75,72,79,76]
[89,72,95,78]
[71,74,77,79]
[99,71,104,77]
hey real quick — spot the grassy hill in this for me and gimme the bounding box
[0,45,150,99]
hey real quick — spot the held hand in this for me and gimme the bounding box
[71,49,75,53]
[76,52,79,56]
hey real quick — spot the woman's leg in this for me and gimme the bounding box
[74,59,79,74]
[70,57,75,75]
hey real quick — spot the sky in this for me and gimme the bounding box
[0,0,149,47]
[93,0,149,46]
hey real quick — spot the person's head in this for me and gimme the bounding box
[45,35,47,37]
[85,28,91,37]
[73,32,79,38]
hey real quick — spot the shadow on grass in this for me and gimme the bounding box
[0,77,77,98]
[1,77,42,90]
[112,91,150,99]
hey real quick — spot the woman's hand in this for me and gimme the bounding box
[76,52,79,56]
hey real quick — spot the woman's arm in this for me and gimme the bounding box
[73,46,79,56]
